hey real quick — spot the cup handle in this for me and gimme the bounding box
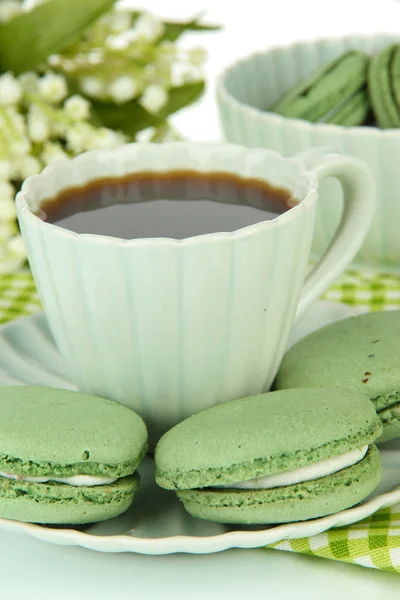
[294,147,375,324]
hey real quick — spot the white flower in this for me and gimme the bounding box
[16,155,42,179]
[152,123,181,142]
[182,66,203,84]
[8,108,25,135]
[171,62,202,86]
[7,235,26,259]
[140,84,168,114]
[109,76,138,103]
[155,43,177,69]
[0,254,26,275]
[0,222,16,240]
[99,10,130,33]
[0,161,13,180]
[27,106,50,143]
[134,12,164,41]
[41,142,69,166]
[0,197,17,221]
[80,76,104,98]
[135,127,154,143]
[0,0,21,22]
[66,122,93,153]
[58,58,75,73]
[0,73,22,106]
[64,95,90,121]
[87,128,126,150]
[18,71,39,93]
[10,139,31,156]
[189,46,208,67]
[87,50,104,65]
[110,11,131,33]
[48,54,61,67]
[106,30,137,50]
[158,41,176,53]
[38,73,68,104]
[0,180,15,201]
[51,119,68,137]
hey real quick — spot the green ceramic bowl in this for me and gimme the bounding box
[217,34,400,270]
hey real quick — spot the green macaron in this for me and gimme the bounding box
[270,50,370,125]
[368,44,400,128]
[0,386,148,524]
[154,389,382,524]
[275,310,400,443]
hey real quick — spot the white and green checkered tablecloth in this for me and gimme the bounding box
[0,272,41,324]
[272,505,400,572]
[1,268,400,573]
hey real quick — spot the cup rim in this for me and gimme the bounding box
[216,32,400,139]
[16,142,318,247]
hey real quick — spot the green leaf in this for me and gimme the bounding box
[0,0,117,74]
[161,17,220,42]
[91,80,205,137]
[127,11,220,42]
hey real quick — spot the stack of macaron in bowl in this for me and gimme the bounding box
[216,35,400,269]
[268,46,400,128]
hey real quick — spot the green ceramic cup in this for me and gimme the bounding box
[217,34,400,270]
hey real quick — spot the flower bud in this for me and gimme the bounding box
[135,12,164,41]
[140,84,168,114]
[38,73,68,104]
[0,73,22,106]
[17,155,42,179]
[80,77,104,99]
[27,106,50,143]
[0,197,17,222]
[64,95,91,121]
[109,76,138,103]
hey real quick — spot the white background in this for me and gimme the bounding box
[160,0,400,141]
[4,0,400,597]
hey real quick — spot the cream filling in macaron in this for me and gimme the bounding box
[215,446,368,490]
[0,472,117,487]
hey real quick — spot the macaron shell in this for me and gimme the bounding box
[0,473,140,524]
[0,387,148,476]
[368,44,400,128]
[326,88,370,126]
[275,311,400,404]
[275,311,400,443]
[271,50,369,123]
[177,445,381,524]
[155,389,381,490]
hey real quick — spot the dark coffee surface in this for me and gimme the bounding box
[39,170,294,239]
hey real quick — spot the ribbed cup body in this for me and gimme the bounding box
[17,143,317,443]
